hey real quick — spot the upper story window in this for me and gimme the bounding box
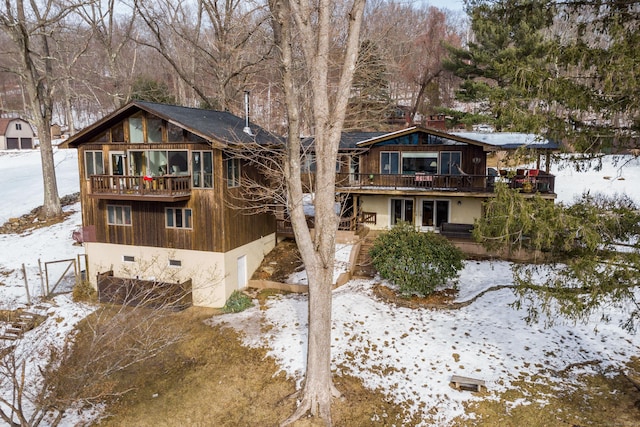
[167,122,183,142]
[440,151,462,175]
[166,208,192,229]
[129,150,188,177]
[225,155,241,187]
[107,205,132,226]
[111,123,125,142]
[192,151,213,188]
[147,118,163,143]
[129,116,144,143]
[15,123,22,130]
[402,152,438,175]
[301,153,316,173]
[84,151,104,179]
[380,152,399,174]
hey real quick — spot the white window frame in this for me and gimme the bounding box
[107,205,132,226]
[84,150,104,179]
[166,207,193,229]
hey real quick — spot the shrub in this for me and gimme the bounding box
[222,290,253,313]
[369,222,465,297]
[72,280,97,302]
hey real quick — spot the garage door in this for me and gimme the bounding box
[6,138,19,149]
[20,138,33,149]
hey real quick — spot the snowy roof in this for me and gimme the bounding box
[452,131,560,150]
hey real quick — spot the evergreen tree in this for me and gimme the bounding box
[474,183,640,331]
[447,0,640,152]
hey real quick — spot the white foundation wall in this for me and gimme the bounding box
[85,233,275,308]
[360,195,485,229]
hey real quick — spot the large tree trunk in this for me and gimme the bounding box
[270,0,365,424]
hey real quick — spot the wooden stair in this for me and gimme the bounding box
[353,231,380,278]
[1,311,39,341]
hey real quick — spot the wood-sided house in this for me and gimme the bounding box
[0,117,35,149]
[62,101,279,308]
[328,126,558,236]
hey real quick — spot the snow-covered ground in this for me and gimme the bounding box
[1,149,639,426]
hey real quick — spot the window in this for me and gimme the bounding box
[225,155,241,187]
[167,123,183,142]
[147,118,163,143]
[15,123,22,130]
[380,152,400,174]
[107,205,132,225]
[169,259,182,267]
[421,200,449,228]
[84,151,104,179]
[129,150,188,176]
[111,123,125,142]
[440,151,462,175]
[192,151,213,188]
[401,152,438,175]
[391,199,413,225]
[129,116,144,143]
[123,255,135,262]
[166,208,192,229]
[301,153,316,173]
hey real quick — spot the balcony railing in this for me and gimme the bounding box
[336,171,555,194]
[89,174,192,202]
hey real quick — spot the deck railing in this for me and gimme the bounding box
[89,174,192,199]
[335,171,555,193]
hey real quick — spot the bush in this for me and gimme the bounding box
[369,222,465,297]
[72,280,97,302]
[222,290,253,313]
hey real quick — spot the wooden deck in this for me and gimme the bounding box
[89,174,191,201]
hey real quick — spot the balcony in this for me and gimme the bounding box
[89,175,192,202]
[336,170,555,195]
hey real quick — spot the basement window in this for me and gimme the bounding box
[168,259,182,267]
[123,255,135,262]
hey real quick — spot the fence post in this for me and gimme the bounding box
[38,258,45,296]
[22,263,31,305]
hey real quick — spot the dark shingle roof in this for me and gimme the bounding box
[64,101,282,148]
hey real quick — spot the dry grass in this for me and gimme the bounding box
[92,306,407,427]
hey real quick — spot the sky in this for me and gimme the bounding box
[1,148,639,425]
[424,0,465,11]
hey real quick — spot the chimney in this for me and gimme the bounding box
[243,91,253,136]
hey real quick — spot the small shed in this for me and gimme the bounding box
[0,117,35,150]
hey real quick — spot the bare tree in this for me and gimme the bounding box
[0,0,84,219]
[363,1,464,123]
[268,0,365,424]
[0,280,189,426]
[134,0,272,113]
[75,0,140,112]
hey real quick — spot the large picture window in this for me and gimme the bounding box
[192,151,213,188]
[166,208,192,229]
[401,152,438,175]
[107,205,132,225]
[84,151,104,179]
[129,150,188,176]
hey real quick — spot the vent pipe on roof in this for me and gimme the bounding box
[243,91,253,136]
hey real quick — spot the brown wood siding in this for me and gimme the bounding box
[77,144,275,254]
[362,145,486,175]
